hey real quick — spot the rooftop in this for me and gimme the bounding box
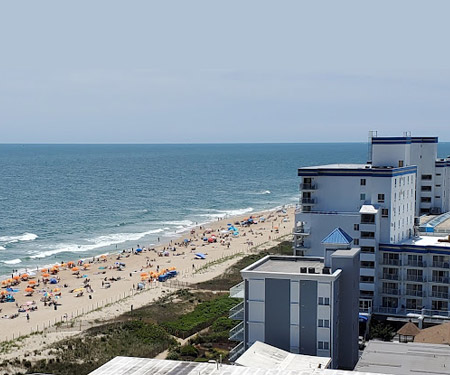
[321,227,353,245]
[241,255,335,276]
[414,322,450,345]
[401,235,450,248]
[235,341,331,371]
[355,341,450,375]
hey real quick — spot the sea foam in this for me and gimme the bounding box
[0,232,38,244]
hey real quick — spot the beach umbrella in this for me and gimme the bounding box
[140,272,148,277]
[53,288,60,292]
[72,267,79,272]
[184,239,189,243]
[0,290,8,295]
[1,280,7,286]
[208,237,215,243]
[21,274,29,280]
[41,268,48,273]
[25,287,34,293]
[28,280,36,285]
[13,275,20,280]
[136,248,142,253]
[49,278,58,284]
[42,273,50,278]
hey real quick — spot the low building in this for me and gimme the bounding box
[229,244,360,370]
[235,341,331,370]
[355,341,450,375]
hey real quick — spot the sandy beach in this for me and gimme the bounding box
[0,206,294,344]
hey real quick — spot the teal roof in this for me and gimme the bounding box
[321,227,353,245]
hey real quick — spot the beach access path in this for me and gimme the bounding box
[0,207,294,344]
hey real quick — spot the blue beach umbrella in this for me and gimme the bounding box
[136,248,142,253]
[49,278,58,284]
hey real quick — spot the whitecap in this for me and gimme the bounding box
[0,246,5,250]
[3,258,22,265]
[0,232,38,244]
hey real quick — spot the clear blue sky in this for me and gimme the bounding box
[1,1,450,143]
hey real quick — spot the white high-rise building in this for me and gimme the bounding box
[294,133,450,316]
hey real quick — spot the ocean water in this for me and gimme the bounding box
[1,143,449,275]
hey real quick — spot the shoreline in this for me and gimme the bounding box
[0,205,295,343]
[0,203,294,279]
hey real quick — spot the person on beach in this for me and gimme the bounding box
[26,313,30,322]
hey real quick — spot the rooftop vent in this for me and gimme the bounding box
[308,267,316,274]
[322,267,331,275]
[300,267,307,273]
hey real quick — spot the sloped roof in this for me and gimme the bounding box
[397,322,420,336]
[321,227,353,245]
[414,322,450,344]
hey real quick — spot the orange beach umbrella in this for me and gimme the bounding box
[42,273,50,278]
[25,287,34,293]
[72,267,79,272]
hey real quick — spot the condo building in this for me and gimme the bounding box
[229,245,360,370]
[294,134,450,316]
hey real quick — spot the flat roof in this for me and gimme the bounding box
[89,357,389,375]
[298,164,417,177]
[401,235,450,248]
[235,341,331,370]
[243,255,328,275]
[355,341,450,375]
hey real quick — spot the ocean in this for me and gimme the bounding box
[1,143,449,275]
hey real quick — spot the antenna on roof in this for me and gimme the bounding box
[368,130,377,163]
[403,131,411,137]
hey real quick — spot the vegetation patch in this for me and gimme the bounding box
[161,295,240,338]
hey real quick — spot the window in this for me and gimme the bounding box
[360,275,374,283]
[354,239,359,245]
[381,209,389,217]
[378,194,385,203]
[318,319,330,328]
[361,261,374,269]
[361,246,375,254]
[361,231,375,239]
[318,341,329,350]
[421,186,432,192]
[360,193,366,201]
[421,174,432,180]
[354,224,359,231]
[421,197,431,203]
[318,297,330,305]
[360,179,366,186]
[436,184,441,187]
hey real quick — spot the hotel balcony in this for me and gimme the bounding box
[229,301,244,321]
[432,262,450,269]
[373,307,400,315]
[373,307,450,318]
[229,321,244,342]
[229,282,245,299]
[293,226,310,236]
[301,198,316,205]
[406,275,426,282]
[229,341,245,362]
[300,183,317,190]
[381,259,402,266]
[381,273,400,281]
[431,291,449,299]
[432,276,450,284]
[406,260,426,267]
[405,290,426,297]
[381,288,401,296]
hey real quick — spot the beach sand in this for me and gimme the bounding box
[0,207,294,344]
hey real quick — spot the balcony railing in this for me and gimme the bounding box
[406,275,425,282]
[381,274,400,280]
[229,321,244,342]
[405,289,425,297]
[431,291,449,299]
[301,198,316,204]
[407,260,426,267]
[373,307,399,315]
[381,259,402,266]
[229,301,244,321]
[382,288,400,295]
[432,276,450,284]
[432,262,450,269]
[293,227,310,236]
[229,341,245,362]
[229,282,245,299]
[300,183,317,190]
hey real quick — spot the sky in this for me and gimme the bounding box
[1,1,450,143]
